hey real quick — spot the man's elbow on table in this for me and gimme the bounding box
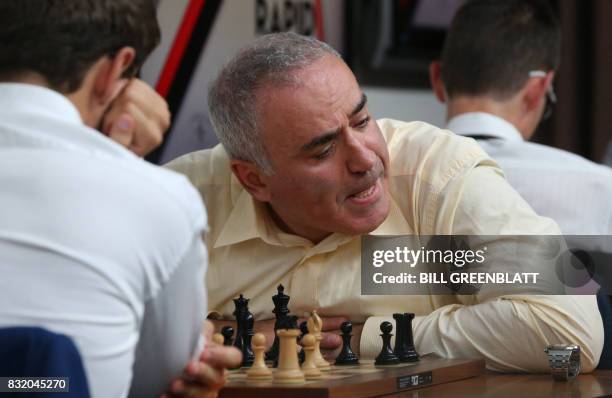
[495,295,603,373]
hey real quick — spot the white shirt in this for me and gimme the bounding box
[604,140,612,168]
[447,112,612,236]
[0,84,208,398]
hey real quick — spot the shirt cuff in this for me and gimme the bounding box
[359,316,394,359]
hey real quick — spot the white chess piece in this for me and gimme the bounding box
[247,333,272,380]
[307,310,331,371]
[273,329,305,384]
[300,334,322,379]
[212,333,224,346]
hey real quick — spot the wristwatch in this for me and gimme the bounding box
[544,345,581,381]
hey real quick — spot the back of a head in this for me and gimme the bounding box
[0,0,160,93]
[208,32,341,174]
[441,0,561,100]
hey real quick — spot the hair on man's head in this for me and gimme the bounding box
[441,0,561,100]
[208,32,341,174]
[0,0,160,93]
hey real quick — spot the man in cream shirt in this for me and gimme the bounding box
[167,32,603,372]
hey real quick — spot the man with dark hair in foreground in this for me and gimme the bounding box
[0,1,239,396]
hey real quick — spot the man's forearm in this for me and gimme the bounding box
[359,295,603,373]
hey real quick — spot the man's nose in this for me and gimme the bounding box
[345,131,376,174]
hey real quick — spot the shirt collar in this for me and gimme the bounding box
[0,83,82,124]
[446,112,524,142]
[213,186,412,249]
[0,83,136,159]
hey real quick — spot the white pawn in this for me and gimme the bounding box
[211,333,224,346]
[300,334,322,379]
[247,333,272,380]
[273,329,305,384]
[307,310,331,371]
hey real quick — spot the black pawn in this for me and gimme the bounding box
[298,321,308,364]
[375,321,399,365]
[221,326,234,346]
[335,321,359,365]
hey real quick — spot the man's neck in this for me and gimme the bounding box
[2,73,95,128]
[265,203,330,244]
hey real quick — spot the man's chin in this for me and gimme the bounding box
[343,205,390,235]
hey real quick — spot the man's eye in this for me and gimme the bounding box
[355,116,370,129]
[314,144,334,160]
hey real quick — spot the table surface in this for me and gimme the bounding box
[386,370,612,398]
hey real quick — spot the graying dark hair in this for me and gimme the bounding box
[208,32,341,174]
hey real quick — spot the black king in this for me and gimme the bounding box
[265,284,291,362]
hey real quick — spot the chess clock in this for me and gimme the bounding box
[544,344,581,381]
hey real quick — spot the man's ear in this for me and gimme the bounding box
[230,159,272,202]
[93,47,136,107]
[523,70,554,112]
[429,60,447,103]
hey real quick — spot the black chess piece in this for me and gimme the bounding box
[266,284,291,362]
[375,321,399,365]
[393,313,419,362]
[401,313,420,362]
[221,325,234,346]
[232,294,255,367]
[392,313,405,360]
[298,320,308,364]
[335,321,359,365]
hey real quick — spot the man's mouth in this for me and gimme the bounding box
[346,178,382,206]
[351,184,377,199]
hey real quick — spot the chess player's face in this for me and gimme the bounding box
[256,55,390,243]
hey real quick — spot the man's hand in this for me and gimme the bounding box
[161,321,242,398]
[319,323,363,362]
[102,78,170,157]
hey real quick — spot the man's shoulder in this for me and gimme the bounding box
[164,144,232,188]
[498,140,612,182]
[377,118,491,184]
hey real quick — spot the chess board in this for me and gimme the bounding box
[219,353,485,398]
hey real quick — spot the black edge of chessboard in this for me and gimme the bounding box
[219,354,485,398]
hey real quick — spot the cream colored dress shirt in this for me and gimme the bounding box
[166,119,603,373]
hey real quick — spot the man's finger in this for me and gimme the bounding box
[320,332,342,349]
[183,361,226,389]
[200,345,243,368]
[106,114,134,148]
[321,316,349,331]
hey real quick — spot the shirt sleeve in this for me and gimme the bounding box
[439,163,602,372]
[360,163,604,372]
[128,235,207,397]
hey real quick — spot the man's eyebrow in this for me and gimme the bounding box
[300,131,339,153]
[298,93,368,154]
[350,93,368,117]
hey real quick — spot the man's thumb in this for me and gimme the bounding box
[107,114,134,148]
